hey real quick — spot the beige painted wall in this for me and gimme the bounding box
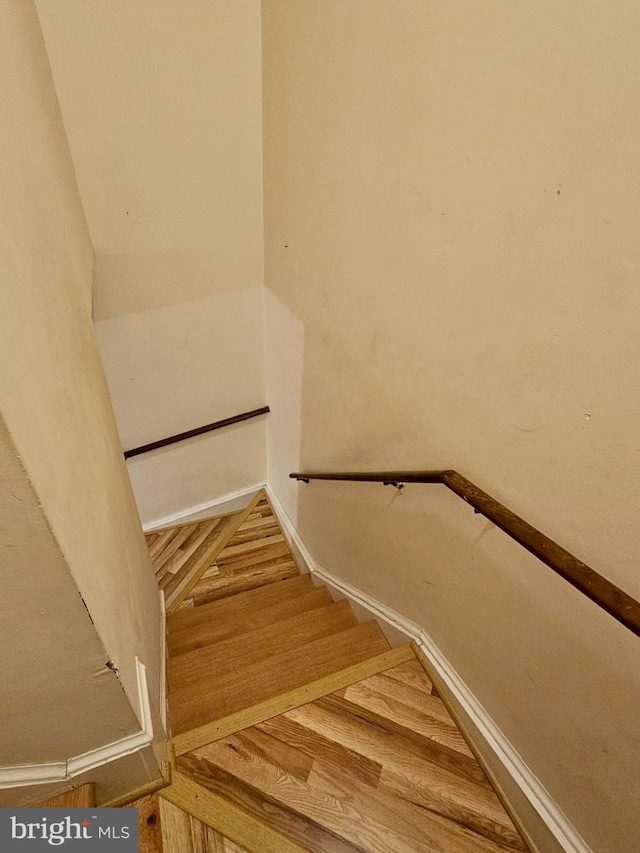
[36,0,266,522]
[262,2,640,850]
[0,0,163,796]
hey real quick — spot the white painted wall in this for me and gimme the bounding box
[0,0,163,802]
[36,0,266,524]
[262,2,640,851]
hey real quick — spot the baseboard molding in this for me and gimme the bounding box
[0,658,154,790]
[142,483,265,532]
[266,487,591,853]
[159,589,168,736]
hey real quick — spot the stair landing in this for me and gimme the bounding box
[145,490,528,852]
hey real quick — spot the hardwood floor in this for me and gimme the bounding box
[127,792,251,853]
[177,661,525,853]
[148,490,529,852]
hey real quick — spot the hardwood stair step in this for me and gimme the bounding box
[191,558,300,606]
[167,575,320,654]
[169,586,332,658]
[161,772,307,853]
[175,762,362,853]
[170,621,391,736]
[168,599,358,691]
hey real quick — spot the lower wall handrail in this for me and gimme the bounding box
[124,406,269,459]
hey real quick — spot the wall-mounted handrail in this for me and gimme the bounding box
[124,406,269,459]
[290,469,640,638]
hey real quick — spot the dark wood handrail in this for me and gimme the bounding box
[290,469,640,638]
[124,406,269,459]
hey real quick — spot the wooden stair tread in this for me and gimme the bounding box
[171,655,525,853]
[168,573,314,631]
[176,761,362,853]
[172,646,415,757]
[170,621,391,735]
[167,574,318,652]
[168,600,358,690]
[190,560,300,606]
[170,586,332,658]
[183,741,514,853]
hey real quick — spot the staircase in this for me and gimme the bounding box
[138,490,529,852]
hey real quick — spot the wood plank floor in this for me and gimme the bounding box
[150,490,529,852]
[177,660,526,853]
[127,792,251,852]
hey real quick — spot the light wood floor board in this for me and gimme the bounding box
[126,793,162,853]
[341,680,475,757]
[168,600,357,691]
[315,693,490,786]
[161,771,307,853]
[159,796,251,853]
[168,584,330,657]
[170,623,392,735]
[177,759,364,853]
[171,645,415,756]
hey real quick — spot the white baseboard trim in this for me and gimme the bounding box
[142,482,265,532]
[0,658,154,789]
[159,589,168,736]
[267,487,591,853]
